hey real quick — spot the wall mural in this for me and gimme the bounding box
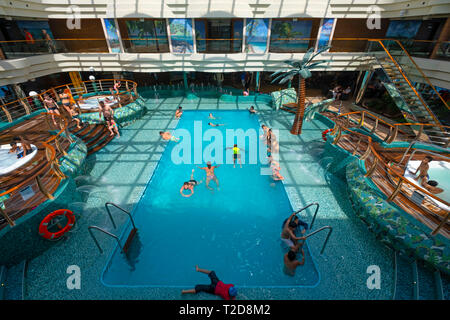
[317,18,334,50]
[125,19,168,52]
[169,18,194,54]
[385,20,422,39]
[269,19,312,53]
[104,19,121,53]
[245,18,269,54]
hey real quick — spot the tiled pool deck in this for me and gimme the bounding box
[24,94,394,299]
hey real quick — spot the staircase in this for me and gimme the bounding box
[369,40,449,147]
[393,251,447,300]
[68,120,115,155]
[0,261,26,300]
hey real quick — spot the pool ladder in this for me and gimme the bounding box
[88,202,138,254]
[293,203,333,254]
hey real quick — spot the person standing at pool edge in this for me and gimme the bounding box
[175,106,183,118]
[181,265,237,300]
[197,161,220,190]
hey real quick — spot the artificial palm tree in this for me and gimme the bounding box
[271,46,331,135]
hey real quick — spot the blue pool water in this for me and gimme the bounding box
[102,110,320,287]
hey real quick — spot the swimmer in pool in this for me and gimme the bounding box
[281,212,306,252]
[208,113,218,120]
[197,161,220,191]
[208,122,225,127]
[284,249,305,276]
[271,161,284,181]
[248,106,257,114]
[226,144,244,168]
[180,169,202,197]
[159,131,179,142]
[260,125,269,144]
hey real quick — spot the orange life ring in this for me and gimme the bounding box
[39,209,75,240]
[322,129,332,141]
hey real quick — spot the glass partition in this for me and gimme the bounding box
[269,19,313,53]
[104,19,121,53]
[245,18,269,54]
[195,19,243,53]
[121,19,169,53]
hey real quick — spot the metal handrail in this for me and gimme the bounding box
[88,226,123,254]
[293,202,320,230]
[303,226,333,254]
[105,202,136,230]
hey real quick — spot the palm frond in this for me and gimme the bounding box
[271,70,298,84]
[307,59,333,69]
[305,45,331,65]
[283,60,302,69]
[302,47,315,65]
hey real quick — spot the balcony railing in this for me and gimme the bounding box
[0,38,448,60]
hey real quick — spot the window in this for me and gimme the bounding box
[245,19,269,54]
[195,19,243,53]
[269,19,313,53]
[121,19,169,53]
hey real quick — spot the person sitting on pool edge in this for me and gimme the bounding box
[181,265,237,300]
[248,106,257,114]
[175,106,183,118]
[421,178,444,195]
[284,249,305,276]
[281,212,306,252]
[159,131,179,142]
[208,122,225,127]
[413,156,432,181]
[180,169,202,197]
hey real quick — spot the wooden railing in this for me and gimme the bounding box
[0,112,72,228]
[330,119,449,237]
[336,110,450,146]
[0,79,138,123]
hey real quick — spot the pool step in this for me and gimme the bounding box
[0,261,26,300]
[394,251,445,300]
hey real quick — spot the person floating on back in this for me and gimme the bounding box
[159,131,179,142]
[226,144,244,168]
[181,265,237,300]
[175,106,183,118]
[208,122,225,127]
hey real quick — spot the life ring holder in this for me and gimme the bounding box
[322,129,332,141]
[38,209,76,241]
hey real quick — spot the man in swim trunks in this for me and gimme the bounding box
[208,122,225,127]
[175,106,183,118]
[284,249,305,276]
[281,212,306,252]
[99,100,120,138]
[226,144,244,168]
[181,265,237,300]
[159,131,179,142]
[197,161,220,190]
[414,156,432,181]
[180,169,202,197]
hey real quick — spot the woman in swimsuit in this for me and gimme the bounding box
[114,80,121,95]
[180,169,202,197]
[99,100,120,138]
[208,122,225,127]
[42,94,61,127]
[59,89,82,129]
[197,162,220,190]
